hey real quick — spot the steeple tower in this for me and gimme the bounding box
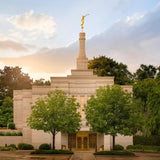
[76,31,88,70]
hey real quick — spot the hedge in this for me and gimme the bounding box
[0,131,22,136]
[31,150,74,154]
[134,135,160,146]
[18,143,34,150]
[127,145,143,150]
[127,145,160,151]
[94,151,135,156]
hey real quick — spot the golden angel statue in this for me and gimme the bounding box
[81,14,89,30]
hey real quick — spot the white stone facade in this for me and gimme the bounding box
[12,31,133,150]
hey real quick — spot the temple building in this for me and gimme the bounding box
[13,30,133,150]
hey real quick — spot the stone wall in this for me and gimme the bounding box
[115,134,133,149]
[0,136,23,146]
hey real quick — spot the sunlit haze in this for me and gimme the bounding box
[0,0,160,80]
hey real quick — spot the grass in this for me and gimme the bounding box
[94,151,135,156]
[30,149,74,154]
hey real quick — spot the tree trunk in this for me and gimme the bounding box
[52,129,56,150]
[113,136,115,150]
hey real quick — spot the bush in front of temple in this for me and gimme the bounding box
[8,144,17,149]
[94,151,135,156]
[31,149,74,154]
[18,143,34,150]
[39,143,51,150]
[114,144,124,150]
[7,122,15,130]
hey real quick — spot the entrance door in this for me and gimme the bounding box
[76,136,88,150]
[77,137,82,149]
[83,137,88,149]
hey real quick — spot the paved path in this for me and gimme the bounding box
[95,152,160,160]
[71,152,95,160]
[0,150,71,160]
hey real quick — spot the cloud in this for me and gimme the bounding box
[0,34,37,57]
[125,13,144,26]
[113,0,128,10]
[0,40,28,51]
[1,4,160,78]
[8,10,56,39]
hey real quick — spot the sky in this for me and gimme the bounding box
[0,0,160,80]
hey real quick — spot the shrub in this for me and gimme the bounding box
[135,144,143,149]
[0,147,16,151]
[157,147,160,151]
[6,132,12,136]
[8,144,17,149]
[31,149,74,154]
[0,131,23,136]
[18,143,34,150]
[39,143,50,150]
[8,122,15,130]
[126,145,134,150]
[94,151,135,156]
[16,132,23,136]
[126,145,143,150]
[134,135,160,146]
[114,144,124,150]
[0,132,5,136]
[11,132,17,136]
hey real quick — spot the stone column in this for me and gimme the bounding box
[104,135,112,151]
[55,132,61,149]
[77,32,88,70]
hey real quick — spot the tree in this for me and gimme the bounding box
[133,78,157,112]
[134,64,157,81]
[156,66,160,80]
[33,78,51,86]
[0,97,13,127]
[27,89,81,149]
[0,66,32,104]
[133,78,160,136]
[145,85,160,135]
[85,85,143,150]
[88,56,133,85]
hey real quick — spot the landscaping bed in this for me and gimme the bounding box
[127,145,160,153]
[94,151,135,156]
[31,149,74,154]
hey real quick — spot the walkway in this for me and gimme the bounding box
[71,152,95,160]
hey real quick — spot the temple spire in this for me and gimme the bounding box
[76,31,88,70]
[76,15,89,70]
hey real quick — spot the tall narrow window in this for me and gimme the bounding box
[80,96,85,118]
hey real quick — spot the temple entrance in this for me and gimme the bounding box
[76,133,89,150]
[68,132,97,151]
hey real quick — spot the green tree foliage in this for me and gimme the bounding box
[146,85,160,135]
[88,56,133,85]
[27,90,81,149]
[0,97,13,127]
[0,66,32,105]
[85,85,142,150]
[133,78,160,135]
[156,66,160,80]
[134,64,157,80]
[33,78,51,86]
[133,78,157,112]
